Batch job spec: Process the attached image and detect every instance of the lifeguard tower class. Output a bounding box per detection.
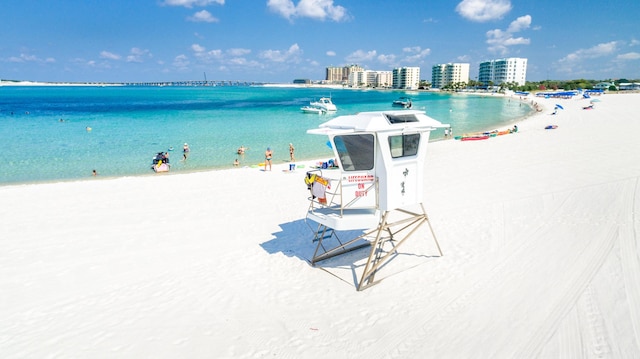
[305,109,449,290]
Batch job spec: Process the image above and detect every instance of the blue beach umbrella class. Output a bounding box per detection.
[555,104,564,110]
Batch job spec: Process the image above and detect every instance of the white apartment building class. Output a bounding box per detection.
[326,65,364,84]
[478,58,528,87]
[392,67,420,90]
[348,70,393,88]
[431,63,470,88]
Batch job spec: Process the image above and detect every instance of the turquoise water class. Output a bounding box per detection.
[0,86,531,185]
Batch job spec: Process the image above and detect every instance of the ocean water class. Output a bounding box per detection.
[0,86,531,185]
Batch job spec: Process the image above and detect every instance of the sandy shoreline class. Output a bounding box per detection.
[2,92,640,357]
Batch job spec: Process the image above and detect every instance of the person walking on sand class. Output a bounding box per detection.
[265,147,273,171]
[182,143,190,161]
[289,143,295,162]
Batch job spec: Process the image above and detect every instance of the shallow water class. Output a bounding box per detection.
[0,86,531,184]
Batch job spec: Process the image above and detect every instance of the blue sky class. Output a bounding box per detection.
[2,0,639,83]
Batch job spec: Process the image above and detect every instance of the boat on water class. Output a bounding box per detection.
[309,97,337,112]
[301,105,326,114]
[392,97,412,108]
[151,152,170,173]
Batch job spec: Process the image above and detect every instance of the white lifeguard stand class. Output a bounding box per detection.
[305,109,449,290]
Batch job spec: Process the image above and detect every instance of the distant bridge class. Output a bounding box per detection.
[124,80,264,87]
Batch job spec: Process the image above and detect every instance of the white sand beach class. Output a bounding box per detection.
[2,93,639,358]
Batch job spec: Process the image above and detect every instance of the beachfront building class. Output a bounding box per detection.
[594,82,616,90]
[478,58,528,87]
[326,65,364,84]
[431,63,470,89]
[392,67,420,90]
[347,70,393,88]
[619,82,640,91]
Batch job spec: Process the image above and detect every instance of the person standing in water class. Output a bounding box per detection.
[289,143,295,162]
[265,147,273,171]
[182,143,190,161]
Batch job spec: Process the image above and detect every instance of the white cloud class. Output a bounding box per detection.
[100,51,121,60]
[267,0,296,19]
[345,50,377,64]
[456,0,511,22]
[207,49,223,58]
[402,46,421,53]
[126,48,152,63]
[376,54,396,65]
[228,48,251,57]
[163,0,224,8]
[507,14,531,32]
[191,44,206,53]
[402,46,431,63]
[555,41,620,75]
[267,0,348,22]
[7,53,47,63]
[172,54,190,70]
[260,43,302,63]
[486,15,531,54]
[190,45,252,65]
[563,41,619,62]
[326,50,336,56]
[616,52,640,60]
[188,10,219,22]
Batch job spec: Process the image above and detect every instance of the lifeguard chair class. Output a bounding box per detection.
[305,110,448,290]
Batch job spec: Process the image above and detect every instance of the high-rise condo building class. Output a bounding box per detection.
[478,58,528,87]
[431,63,470,88]
[392,67,420,90]
[348,70,393,88]
[326,65,364,84]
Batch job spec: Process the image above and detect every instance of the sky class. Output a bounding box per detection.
[1,0,639,84]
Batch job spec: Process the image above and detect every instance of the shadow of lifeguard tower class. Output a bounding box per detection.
[305,110,449,290]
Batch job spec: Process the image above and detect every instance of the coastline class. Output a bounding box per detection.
[0,86,532,186]
[2,93,640,357]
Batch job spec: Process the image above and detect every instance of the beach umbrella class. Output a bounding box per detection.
[555,104,564,110]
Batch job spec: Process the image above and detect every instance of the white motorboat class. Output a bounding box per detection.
[392,97,412,108]
[301,106,326,114]
[309,97,337,112]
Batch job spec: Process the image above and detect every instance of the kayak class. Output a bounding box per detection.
[460,135,490,141]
